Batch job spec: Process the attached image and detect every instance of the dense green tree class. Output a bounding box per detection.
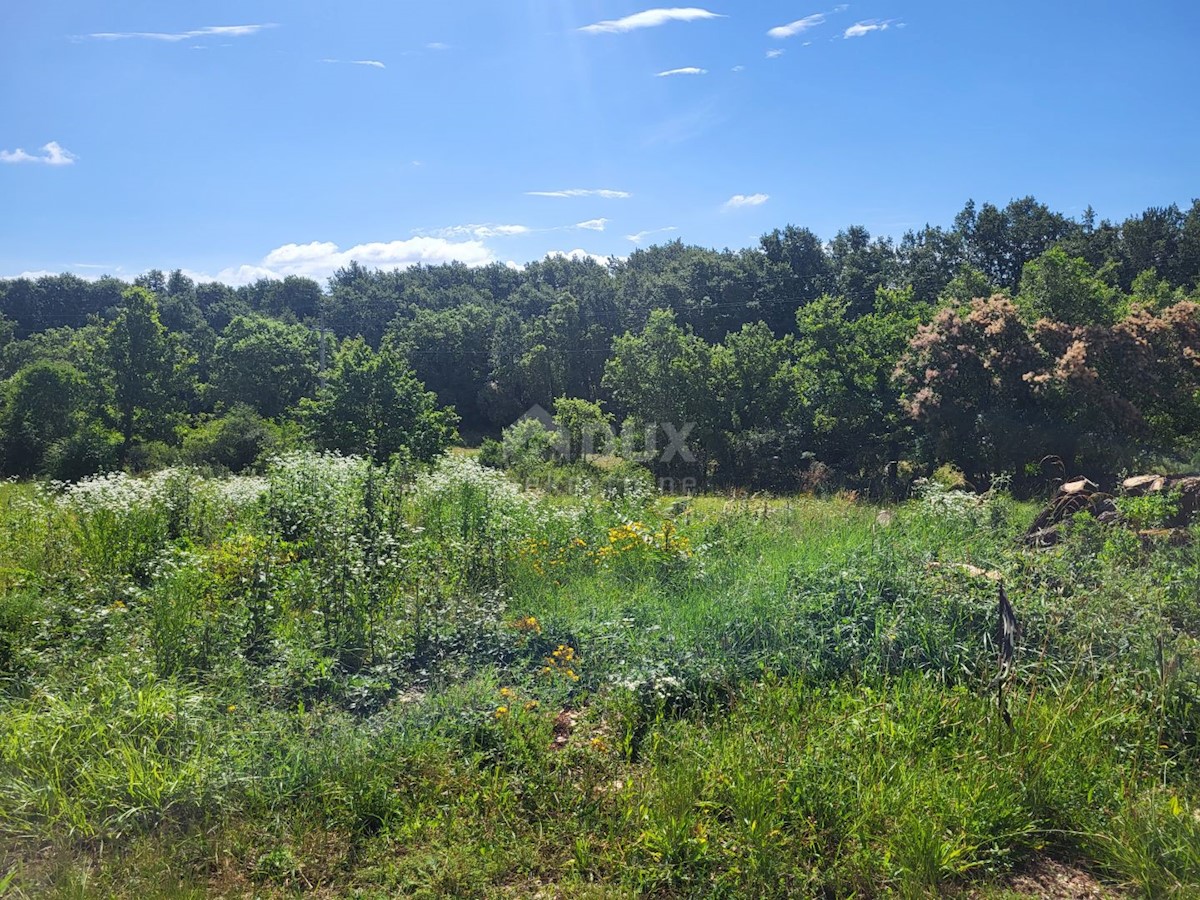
[304,337,458,462]
[1016,247,1123,325]
[1119,205,1184,288]
[958,197,1075,289]
[794,290,925,479]
[208,315,319,418]
[899,225,966,303]
[827,226,899,317]
[603,309,718,473]
[0,360,93,475]
[390,305,496,431]
[102,287,182,456]
[552,397,612,461]
[710,322,805,485]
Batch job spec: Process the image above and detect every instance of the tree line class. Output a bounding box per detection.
[2,196,1199,491]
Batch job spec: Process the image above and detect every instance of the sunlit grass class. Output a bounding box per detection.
[0,456,1197,897]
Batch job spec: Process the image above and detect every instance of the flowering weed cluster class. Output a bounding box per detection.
[542,644,582,682]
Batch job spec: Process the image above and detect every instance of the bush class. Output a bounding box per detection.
[500,418,559,476]
[477,437,505,469]
[183,404,283,473]
[43,421,123,481]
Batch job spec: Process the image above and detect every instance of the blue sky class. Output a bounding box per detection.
[2,1,1198,284]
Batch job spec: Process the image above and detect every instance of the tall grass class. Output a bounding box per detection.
[0,455,1197,896]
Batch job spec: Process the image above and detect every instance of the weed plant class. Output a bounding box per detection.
[0,456,1198,896]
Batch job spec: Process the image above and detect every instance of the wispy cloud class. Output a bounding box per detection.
[526,188,631,199]
[844,20,895,38]
[768,13,825,39]
[580,8,725,35]
[643,97,723,145]
[626,226,678,243]
[732,64,746,72]
[429,224,531,239]
[724,193,770,209]
[426,42,450,51]
[0,141,77,166]
[321,58,386,69]
[213,237,496,285]
[766,48,785,59]
[84,23,275,42]
[426,220,608,238]
[656,66,708,77]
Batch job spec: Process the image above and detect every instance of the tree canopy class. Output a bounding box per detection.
[2,195,1198,488]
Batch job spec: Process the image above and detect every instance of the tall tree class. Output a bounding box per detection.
[208,315,319,418]
[304,337,458,462]
[103,287,180,455]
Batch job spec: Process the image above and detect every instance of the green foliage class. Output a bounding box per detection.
[0,360,94,476]
[499,417,559,475]
[1116,489,1182,529]
[0,457,1199,896]
[603,309,719,475]
[552,396,611,460]
[181,404,286,472]
[4,196,1200,488]
[303,337,459,463]
[102,287,183,455]
[1017,246,1123,325]
[207,315,319,418]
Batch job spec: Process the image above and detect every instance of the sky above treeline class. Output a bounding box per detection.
[2,1,1198,285]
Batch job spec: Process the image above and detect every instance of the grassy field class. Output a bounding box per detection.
[0,456,1198,898]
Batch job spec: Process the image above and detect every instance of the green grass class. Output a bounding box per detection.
[0,462,1197,897]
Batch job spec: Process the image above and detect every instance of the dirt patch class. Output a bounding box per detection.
[1005,857,1124,899]
[550,708,579,751]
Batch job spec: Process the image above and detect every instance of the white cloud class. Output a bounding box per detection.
[580,8,724,34]
[85,23,275,42]
[575,218,608,231]
[768,13,825,39]
[732,64,746,72]
[626,226,678,243]
[656,66,708,77]
[724,193,770,209]
[1,270,59,281]
[845,20,891,37]
[213,237,496,284]
[321,58,386,69]
[426,42,450,50]
[0,141,77,166]
[0,267,121,281]
[526,188,631,199]
[546,249,613,266]
[431,223,531,239]
[766,48,785,59]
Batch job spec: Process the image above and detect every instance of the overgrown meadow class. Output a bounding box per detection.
[1,456,1198,898]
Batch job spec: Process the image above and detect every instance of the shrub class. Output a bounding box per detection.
[183,404,283,473]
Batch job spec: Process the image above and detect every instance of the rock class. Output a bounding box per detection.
[1061,478,1099,495]
[1122,475,1164,496]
